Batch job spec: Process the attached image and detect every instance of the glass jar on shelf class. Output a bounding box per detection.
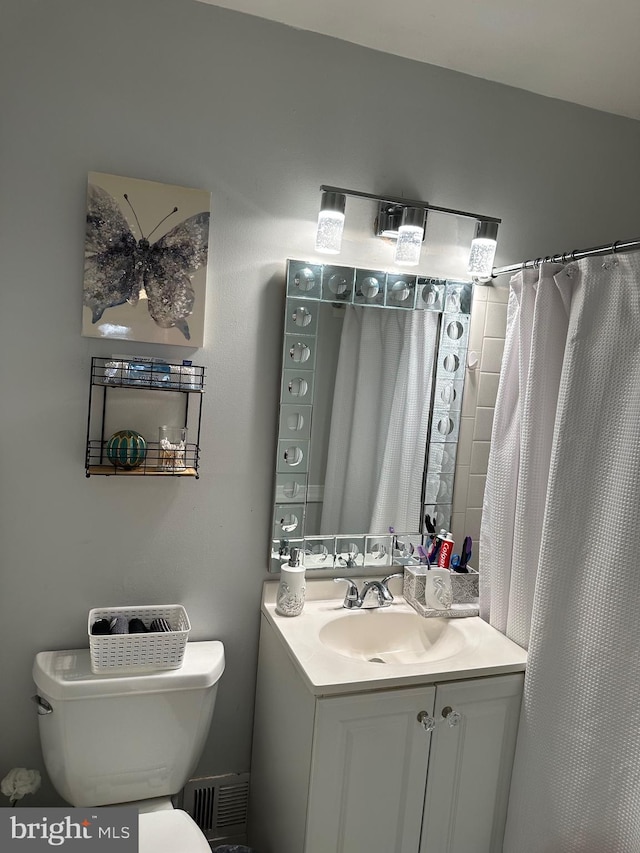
[158,426,187,471]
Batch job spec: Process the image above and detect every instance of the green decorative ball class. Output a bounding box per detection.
[106,429,147,469]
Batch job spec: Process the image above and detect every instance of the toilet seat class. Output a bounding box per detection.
[139,809,211,853]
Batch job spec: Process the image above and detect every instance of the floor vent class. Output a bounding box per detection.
[180,773,250,842]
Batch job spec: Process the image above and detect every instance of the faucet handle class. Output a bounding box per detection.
[380,572,404,600]
[334,577,360,608]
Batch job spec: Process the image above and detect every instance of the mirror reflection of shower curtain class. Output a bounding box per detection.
[320,305,439,535]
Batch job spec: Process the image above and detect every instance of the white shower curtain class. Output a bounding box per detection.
[481,254,640,851]
[320,305,438,535]
[479,263,572,647]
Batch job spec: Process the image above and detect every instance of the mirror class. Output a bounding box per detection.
[270,260,472,571]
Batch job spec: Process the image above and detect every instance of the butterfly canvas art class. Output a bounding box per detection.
[82,172,211,346]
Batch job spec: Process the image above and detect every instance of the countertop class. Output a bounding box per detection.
[261,578,527,696]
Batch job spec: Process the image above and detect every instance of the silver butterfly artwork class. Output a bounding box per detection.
[83,180,210,341]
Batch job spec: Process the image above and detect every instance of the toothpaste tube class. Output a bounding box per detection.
[437,532,455,570]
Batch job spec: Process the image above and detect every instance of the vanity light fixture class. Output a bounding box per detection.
[375,203,404,238]
[316,185,501,280]
[394,207,426,266]
[467,220,499,281]
[315,190,346,254]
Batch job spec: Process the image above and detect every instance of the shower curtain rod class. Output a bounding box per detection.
[491,237,640,278]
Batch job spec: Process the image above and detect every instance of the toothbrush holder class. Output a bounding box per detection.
[450,567,479,603]
[403,565,428,606]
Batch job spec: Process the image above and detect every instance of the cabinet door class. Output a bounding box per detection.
[420,673,524,853]
[306,686,436,853]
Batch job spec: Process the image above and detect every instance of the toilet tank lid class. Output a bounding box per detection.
[33,640,225,701]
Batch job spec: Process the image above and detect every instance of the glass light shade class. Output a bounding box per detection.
[315,210,345,254]
[467,221,499,279]
[315,191,346,254]
[467,239,497,278]
[394,207,425,266]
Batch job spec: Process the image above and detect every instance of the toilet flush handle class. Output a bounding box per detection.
[32,695,53,715]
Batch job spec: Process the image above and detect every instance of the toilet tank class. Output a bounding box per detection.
[33,640,224,807]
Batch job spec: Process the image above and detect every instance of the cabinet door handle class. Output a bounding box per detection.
[441,706,461,727]
[417,711,435,732]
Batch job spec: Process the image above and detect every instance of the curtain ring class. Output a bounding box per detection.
[604,240,621,269]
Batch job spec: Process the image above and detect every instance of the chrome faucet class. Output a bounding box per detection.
[334,573,404,609]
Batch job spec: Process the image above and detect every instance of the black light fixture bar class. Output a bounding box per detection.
[320,184,501,226]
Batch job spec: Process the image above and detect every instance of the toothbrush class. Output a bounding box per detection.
[458,536,472,573]
[389,526,398,552]
[426,537,441,564]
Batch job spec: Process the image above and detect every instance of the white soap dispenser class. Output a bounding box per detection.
[276,548,306,617]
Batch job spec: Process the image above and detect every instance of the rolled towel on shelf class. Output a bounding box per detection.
[90,618,111,635]
[128,618,149,633]
[149,618,172,632]
[109,616,128,635]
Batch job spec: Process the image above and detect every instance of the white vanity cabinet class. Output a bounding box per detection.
[249,612,524,853]
[419,674,522,852]
[307,685,436,852]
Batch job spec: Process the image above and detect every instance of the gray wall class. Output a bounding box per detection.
[1,0,639,805]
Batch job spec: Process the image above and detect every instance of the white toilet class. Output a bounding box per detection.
[33,640,225,853]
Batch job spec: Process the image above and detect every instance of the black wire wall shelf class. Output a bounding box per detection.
[85,356,205,478]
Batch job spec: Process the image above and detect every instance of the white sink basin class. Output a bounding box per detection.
[262,579,527,695]
[318,609,469,665]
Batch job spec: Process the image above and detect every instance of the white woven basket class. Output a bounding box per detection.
[88,604,191,674]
